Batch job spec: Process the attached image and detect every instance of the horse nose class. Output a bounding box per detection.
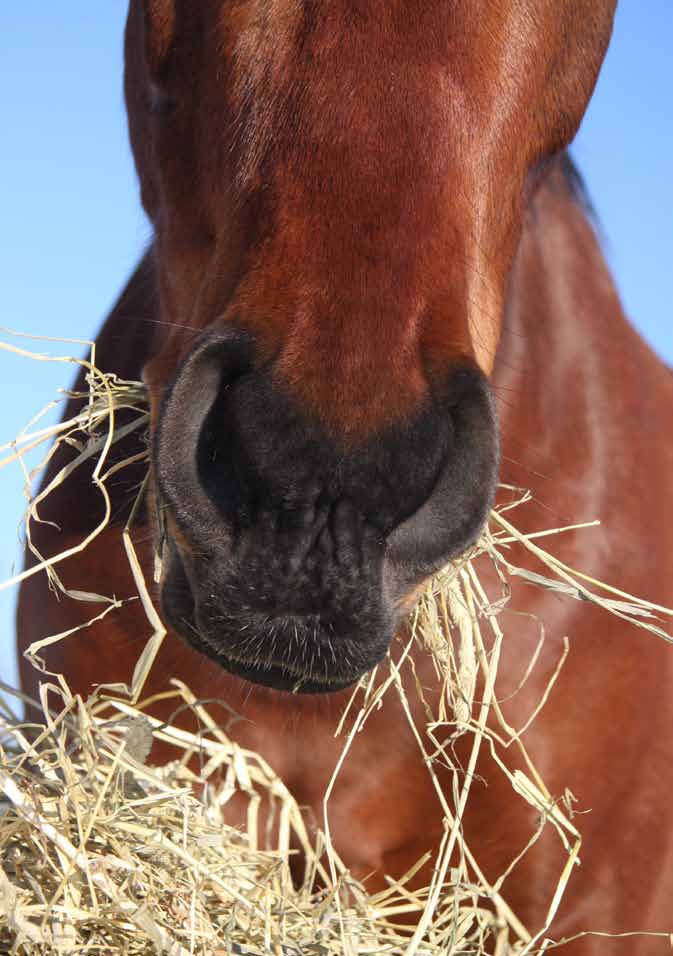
[156,328,464,540]
[155,326,497,568]
[153,328,497,689]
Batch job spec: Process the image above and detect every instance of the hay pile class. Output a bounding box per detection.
[1,328,672,955]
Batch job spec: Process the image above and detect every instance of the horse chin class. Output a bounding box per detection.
[158,545,390,693]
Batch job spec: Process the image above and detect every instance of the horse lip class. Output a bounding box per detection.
[198,651,358,694]
[158,541,382,693]
[173,613,365,694]
[192,613,383,694]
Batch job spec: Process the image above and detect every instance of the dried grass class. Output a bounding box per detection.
[1,328,672,955]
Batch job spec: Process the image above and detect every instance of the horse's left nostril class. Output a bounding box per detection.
[386,367,499,582]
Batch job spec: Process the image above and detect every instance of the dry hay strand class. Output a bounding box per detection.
[1,327,673,955]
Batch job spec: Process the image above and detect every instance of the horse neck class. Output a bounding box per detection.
[493,169,628,525]
[493,163,673,591]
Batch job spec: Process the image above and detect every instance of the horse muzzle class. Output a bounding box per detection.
[152,328,498,693]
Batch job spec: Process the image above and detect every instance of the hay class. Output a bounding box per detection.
[1,328,672,955]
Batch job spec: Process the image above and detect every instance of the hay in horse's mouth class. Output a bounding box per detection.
[2,330,673,955]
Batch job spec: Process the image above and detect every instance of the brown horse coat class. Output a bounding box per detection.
[17,2,673,951]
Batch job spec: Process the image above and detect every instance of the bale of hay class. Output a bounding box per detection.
[1,330,671,955]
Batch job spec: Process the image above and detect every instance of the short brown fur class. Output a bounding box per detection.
[18,3,673,951]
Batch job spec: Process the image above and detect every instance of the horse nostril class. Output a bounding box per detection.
[154,326,256,540]
[386,366,498,581]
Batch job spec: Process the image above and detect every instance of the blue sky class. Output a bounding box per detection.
[0,2,671,689]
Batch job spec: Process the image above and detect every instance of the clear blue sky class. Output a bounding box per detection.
[0,3,671,689]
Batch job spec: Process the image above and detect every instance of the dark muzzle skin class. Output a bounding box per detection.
[154,329,498,693]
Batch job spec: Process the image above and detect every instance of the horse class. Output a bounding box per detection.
[16,1,673,951]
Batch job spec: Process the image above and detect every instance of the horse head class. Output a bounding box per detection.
[124,0,616,692]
